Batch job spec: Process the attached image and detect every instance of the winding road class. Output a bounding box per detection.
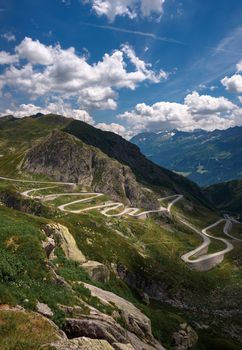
[0,175,241,271]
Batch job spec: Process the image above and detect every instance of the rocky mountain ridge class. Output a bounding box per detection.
[131,127,242,186]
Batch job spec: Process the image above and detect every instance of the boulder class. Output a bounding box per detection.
[36,301,53,318]
[82,261,110,283]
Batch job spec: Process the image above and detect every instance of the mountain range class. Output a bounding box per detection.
[131,127,242,186]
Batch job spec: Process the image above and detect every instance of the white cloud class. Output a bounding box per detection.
[0,51,18,64]
[96,122,128,137]
[86,0,165,22]
[77,87,117,110]
[221,59,242,94]
[140,0,165,17]
[1,101,94,124]
[0,37,165,110]
[184,91,235,114]
[236,60,242,72]
[119,91,242,137]
[1,32,16,42]
[221,74,242,94]
[15,37,55,65]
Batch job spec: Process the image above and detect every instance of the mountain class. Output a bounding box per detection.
[204,179,242,218]
[0,114,213,209]
[22,129,158,210]
[1,114,242,350]
[131,127,242,186]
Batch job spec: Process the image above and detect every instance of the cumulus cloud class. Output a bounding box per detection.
[221,59,242,94]
[0,51,18,65]
[1,101,94,124]
[221,74,242,94]
[85,0,165,22]
[15,37,55,65]
[95,122,128,137]
[119,91,242,137]
[236,60,242,73]
[0,37,165,110]
[1,32,16,42]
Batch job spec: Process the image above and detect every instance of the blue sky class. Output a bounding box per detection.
[0,0,242,137]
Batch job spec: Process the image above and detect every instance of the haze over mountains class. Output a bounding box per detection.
[131,126,242,186]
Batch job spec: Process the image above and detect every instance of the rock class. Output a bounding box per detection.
[50,337,115,350]
[72,337,114,349]
[82,261,110,283]
[172,323,198,350]
[42,237,56,258]
[82,283,163,349]
[140,292,150,306]
[113,344,135,350]
[36,301,53,318]
[64,317,127,345]
[43,223,86,263]
[63,306,165,350]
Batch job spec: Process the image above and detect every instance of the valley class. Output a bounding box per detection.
[1,175,239,273]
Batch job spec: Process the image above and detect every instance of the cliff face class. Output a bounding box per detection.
[22,130,158,210]
[64,120,214,209]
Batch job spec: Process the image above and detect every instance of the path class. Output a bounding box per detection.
[0,175,240,271]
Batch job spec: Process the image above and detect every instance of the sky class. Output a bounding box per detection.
[1,0,242,138]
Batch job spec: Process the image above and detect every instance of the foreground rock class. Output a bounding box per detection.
[51,337,114,350]
[71,283,165,350]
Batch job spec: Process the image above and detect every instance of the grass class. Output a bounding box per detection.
[0,309,60,350]
[0,206,77,326]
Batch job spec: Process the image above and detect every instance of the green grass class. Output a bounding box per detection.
[0,309,60,350]
[0,206,78,326]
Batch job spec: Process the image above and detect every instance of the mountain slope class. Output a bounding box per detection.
[204,179,242,217]
[0,114,214,209]
[22,129,158,209]
[131,127,242,186]
[64,120,212,209]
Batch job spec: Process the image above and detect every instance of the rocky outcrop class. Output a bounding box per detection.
[22,130,158,210]
[43,223,86,263]
[113,344,135,350]
[81,283,163,350]
[172,323,198,350]
[51,338,135,350]
[64,313,164,350]
[42,236,56,259]
[51,337,115,350]
[81,261,110,283]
